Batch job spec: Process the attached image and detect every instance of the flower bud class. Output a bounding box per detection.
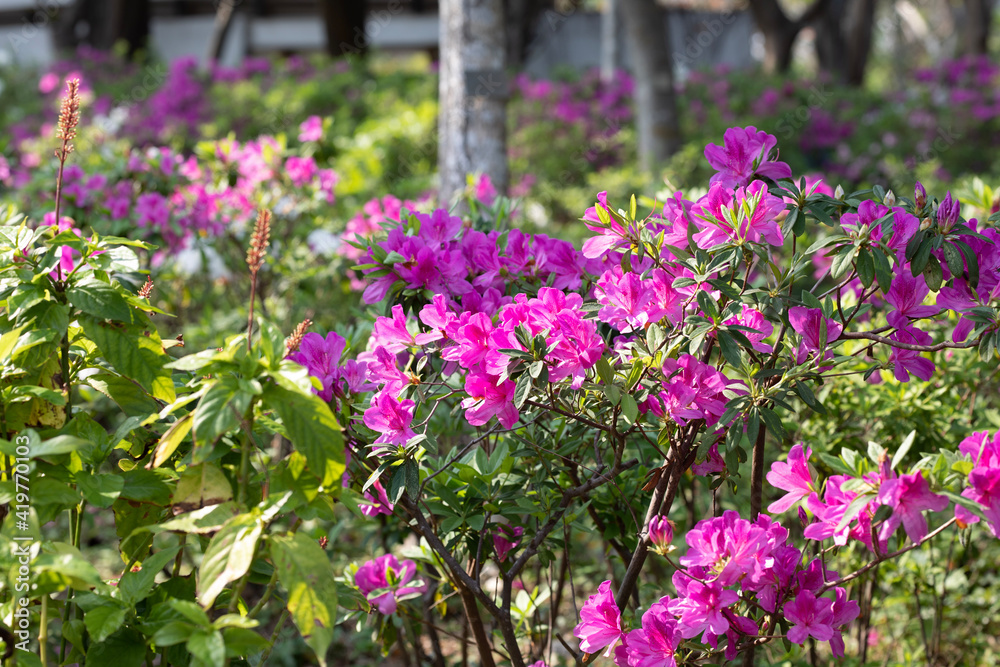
[919,217,932,231]
[648,515,674,554]
[914,181,927,209]
[937,192,960,233]
[834,184,845,200]
[882,190,896,207]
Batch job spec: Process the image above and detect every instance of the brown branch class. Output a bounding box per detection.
[840,331,979,352]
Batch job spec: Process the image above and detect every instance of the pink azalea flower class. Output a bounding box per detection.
[493,524,523,562]
[298,115,323,142]
[285,156,318,187]
[722,305,773,353]
[828,587,861,657]
[876,470,949,544]
[622,599,681,667]
[354,554,425,615]
[788,306,843,364]
[574,580,624,657]
[287,331,346,402]
[703,126,792,188]
[363,393,417,449]
[885,269,939,329]
[888,326,936,382]
[692,181,786,248]
[667,579,739,642]
[371,305,416,353]
[359,479,394,517]
[680,511,768,586]
[461,372,519,429]
[766,443,816,513]
[582,191,631,259]
[784,590,835,644]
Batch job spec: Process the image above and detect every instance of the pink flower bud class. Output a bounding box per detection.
[649,515,674,553]
[914,181,927,209]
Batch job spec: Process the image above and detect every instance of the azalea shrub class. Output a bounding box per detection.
[2,66,1000,667]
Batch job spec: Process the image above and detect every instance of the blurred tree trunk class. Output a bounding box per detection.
[620,0,680,170]
[746,0,829,72]
[813,0,877,85]
[207,0,238,62]
[601,0,620,83]
[319,0,369,57]
[55,0,149,58]
[962,0,993,53]
[748,0,801,71]
[439,0,509,205]
[503,0,551,69]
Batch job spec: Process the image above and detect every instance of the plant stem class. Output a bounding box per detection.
[39,595,48,666]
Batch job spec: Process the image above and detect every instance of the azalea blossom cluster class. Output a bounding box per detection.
[12,125,338,264]
[576,429,1000,664]
[575,510,860,664]
[284,123,1000,664]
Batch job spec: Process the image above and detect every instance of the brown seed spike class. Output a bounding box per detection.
[56,79,81,158]
[138,276,154,299]
[246,209,272,275]
[285,318,313,354]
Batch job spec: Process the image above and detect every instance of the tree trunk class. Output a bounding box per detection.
[601,0,620,84]
[503,0,551,69]
[439,0,509,206]
[620,0,680,171]
[207,0,238,62]
[319,0,369,58]
[55,0,148,58]
[110,0,149,57]
[813,0,877,86]
[962,0,993,54]
[748,0,802,72]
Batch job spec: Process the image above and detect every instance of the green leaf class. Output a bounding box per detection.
[872,248,892,293]
[263,385,345,480]
[716,331,742,368]
[151,620,195,647]
[794,382,826,414]
[891,430,916,471]
[68,281,134,323]
[271,532,338,666]
[86,373,160,418]
[151,413,193,468]
[855,249,874,288]
[197,512,263,608]
[76,473,124,509]
[84,604,127,643]
[758,407,787,441]
[81,317,175,403]
[172,463,234,513]
[192,379,251,457]
[187,629,226,667]
[923,256,943,291]
[942,243,965,279]
[514,373,532,410]
[595,357,615,385]
[118,546,181,607]
[86,628,146,667]
[620,394,638,426]
[910,237,933,276]
[257,319,287,367]
[32,435,90,459]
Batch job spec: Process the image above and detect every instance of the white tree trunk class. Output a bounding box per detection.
[601,0,620,83]
[439,0,509,206]
[620,0,681,170]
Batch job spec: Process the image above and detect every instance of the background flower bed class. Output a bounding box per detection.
[0,48,998,666]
